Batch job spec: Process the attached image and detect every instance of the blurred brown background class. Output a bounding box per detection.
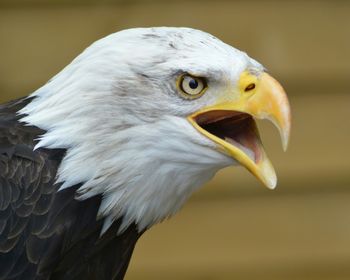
[1,0,350,279]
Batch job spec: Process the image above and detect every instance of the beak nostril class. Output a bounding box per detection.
[245,83,256,92]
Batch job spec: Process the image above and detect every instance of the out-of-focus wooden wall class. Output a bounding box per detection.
[0,1,349,279]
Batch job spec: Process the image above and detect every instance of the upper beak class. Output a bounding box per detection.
[187,71,291,189]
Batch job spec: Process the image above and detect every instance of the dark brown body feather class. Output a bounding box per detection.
[0,98,142,280]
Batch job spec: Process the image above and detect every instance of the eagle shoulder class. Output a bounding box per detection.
[0,97,142,280]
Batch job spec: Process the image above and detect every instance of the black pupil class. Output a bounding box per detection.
[189,79,199,89]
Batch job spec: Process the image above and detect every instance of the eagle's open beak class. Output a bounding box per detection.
[187,71,291,189]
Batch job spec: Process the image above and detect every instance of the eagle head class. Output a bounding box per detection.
[20,27,291,233]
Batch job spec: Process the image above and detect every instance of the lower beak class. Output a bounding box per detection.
[187,72,291,189]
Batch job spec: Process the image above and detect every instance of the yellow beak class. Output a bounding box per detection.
[187,71,291,189]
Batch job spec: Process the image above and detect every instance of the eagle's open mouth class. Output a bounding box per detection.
[193,110,263,164]
[187,108,278,189]
[186,73,290,189]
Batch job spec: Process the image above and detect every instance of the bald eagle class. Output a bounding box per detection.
[0,27,290,279]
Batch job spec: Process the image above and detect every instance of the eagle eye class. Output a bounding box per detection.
[178,74,207,99]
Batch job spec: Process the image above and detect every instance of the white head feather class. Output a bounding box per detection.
[20,27,263,233]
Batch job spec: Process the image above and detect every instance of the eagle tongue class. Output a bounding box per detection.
[225,117,262,163]
[225,137,255,162]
